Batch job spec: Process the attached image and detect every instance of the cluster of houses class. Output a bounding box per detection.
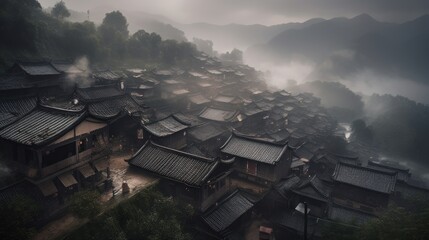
[0,54,428,239]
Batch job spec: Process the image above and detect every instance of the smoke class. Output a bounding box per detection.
[67,56,93,88]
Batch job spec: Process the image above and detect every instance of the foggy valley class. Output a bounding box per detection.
[1,0,429,239]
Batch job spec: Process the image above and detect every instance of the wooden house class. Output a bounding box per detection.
[199,190,256,238]
[142,115,189,149]
[128,141,232,211]
[220,134,292,185]
[331,162,397,212]
[0,104,110,200]
[187,123,228,157]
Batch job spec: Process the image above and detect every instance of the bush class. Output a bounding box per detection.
[69,190,101,219]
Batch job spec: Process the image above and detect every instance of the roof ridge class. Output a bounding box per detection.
[230,132,288,147]
[338,161,399,176]
[148,141,215,163]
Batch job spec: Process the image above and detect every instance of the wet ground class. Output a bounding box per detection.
[100,152,156,202]
[33,151,158,240]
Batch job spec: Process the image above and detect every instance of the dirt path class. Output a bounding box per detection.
[33,153,158,240]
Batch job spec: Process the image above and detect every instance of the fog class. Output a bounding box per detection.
[37,0,429,176]
[38,0,429,25]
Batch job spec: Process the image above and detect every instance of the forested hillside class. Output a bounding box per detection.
[0,0,196,72]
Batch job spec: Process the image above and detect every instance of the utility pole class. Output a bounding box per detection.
[304,202,308,240]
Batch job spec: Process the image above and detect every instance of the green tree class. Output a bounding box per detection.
[98,11,129,58]
[69,190,101,219]
[128,30,152,58]
[358,206,429,240]
[352,119,373,143]
[60,21,100,60]
[51,1,70,20]
[0,195,41,240]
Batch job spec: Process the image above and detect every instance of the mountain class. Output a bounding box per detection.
[176,18,324,52]
[246,14,429,86]
[65,8,187,42]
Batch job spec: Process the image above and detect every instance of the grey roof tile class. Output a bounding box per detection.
[0,97,37,128]
[333,162,397,193]
[0,108,85,146]
[199,107,238,122]
[188,123,227,142]
[17,62,61,76]
[221,134,287,164]
[128,141,218,186]
[89,95,141,119]
[143,116,188,137]
[202,190,254,232]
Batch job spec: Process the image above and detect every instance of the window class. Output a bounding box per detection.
[246,161,257,175]
[78,138,88,153]
[42,142,76,167]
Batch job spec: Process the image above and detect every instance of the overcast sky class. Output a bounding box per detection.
[38,0,429,25]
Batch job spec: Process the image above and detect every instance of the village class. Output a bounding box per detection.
[0,52,428,240]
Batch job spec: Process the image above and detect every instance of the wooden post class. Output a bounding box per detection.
[304,202,308,240]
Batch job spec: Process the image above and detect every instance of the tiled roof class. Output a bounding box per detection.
[76,86,123,101]
[367,161,410,182]
[294,146,315,160]
[40,97,85,112]
[202,190,254,232]
[275,175,301,195]
[0,97,37,128]
[221,134,287,164]
[199,107,238,122]
[0,108,85,146]
[294,176,332,201]
[173,113,205,127]
[332,162,397,193]
[51,61,83,74]
[328,205,375,225]
[128,141,218,186]
[242,103,264,117]
[17,62,61,76]
[189,94,210,105]
[143,116,188,137]
[188,123,226,142]
[213,95,238,103]
[310,176,332,198]
[92,70,121,81]
[89,95,141,119]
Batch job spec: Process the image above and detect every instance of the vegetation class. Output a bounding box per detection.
[363,94,429,167]
[0,0,197,72]
[219,48,243,63]
[65,187,194,240]
[289,81,364,121]
[0,195,41,240]
[51,1,70,20]
[69,190,101,219]
[322,205,429,240]
[351,119,373,143]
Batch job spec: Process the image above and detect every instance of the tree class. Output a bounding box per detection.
[69,190,101,219]
[192,38,214,56]
[0,195,41,240]
[51,1,70,20]
[352,119,373,143]
[100,11,128,38]
[98,11,129,58]
[61,21,100,60]
[220,48,243,63]
[128,30,152,58]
